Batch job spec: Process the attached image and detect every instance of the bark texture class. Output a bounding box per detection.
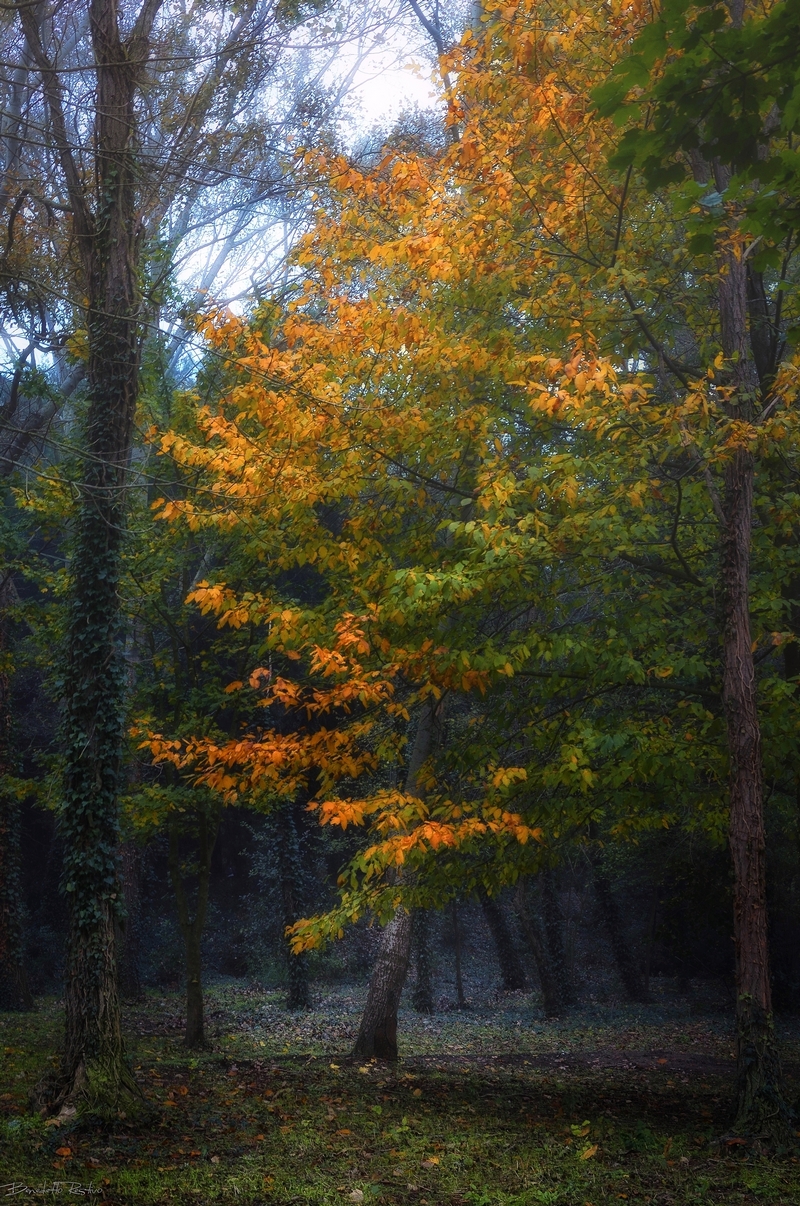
[352,701,435,1058]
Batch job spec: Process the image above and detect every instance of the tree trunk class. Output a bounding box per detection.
[541,867,575,1006]
[723,447,787,1135]
[20,0,165,1116]
[452,901,466,1008]
[276,799,310,1010]
[117,841,143,1002]
[0,574,32,1012]
[515,882,562,1018]
[184,924,204,1050]
[168,806,220,1050]
[352,700,436,1058]
[411,908,434,1013]
[591,857,649,1004]
[712,167,790,1137]
[480,891,526,991]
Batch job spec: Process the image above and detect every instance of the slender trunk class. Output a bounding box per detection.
[713,175,790,1136]
[168,806,220,1049]
[515,882,562,1018]
[117,841,143,1002]
[352,700,436,1058]
[480,891,526,991]
[411,908,434,1013]
[723,447,786,1134]
[0,575,32,1011]
[643,884,659,999]
[542,868,575,1005]
[184,926,204,1049]
[276,799,309,1010]
[590,850,649,1003]
[452,901,466,1009]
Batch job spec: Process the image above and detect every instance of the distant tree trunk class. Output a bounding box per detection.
[452,901,466,1008]
[515,882,562,1018]
[0,574,32,1012]
[276,799,309,1010]
[591,854,649,1004]
[352,700,435,1059]
[480,891,526,991]
[541,868,575,1005]
[411,909,434,1013]
[117,841,143,1002]
[168,805,220,1049]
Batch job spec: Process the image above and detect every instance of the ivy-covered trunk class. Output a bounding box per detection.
[20,0,164,1115]
[352,700,435,1059]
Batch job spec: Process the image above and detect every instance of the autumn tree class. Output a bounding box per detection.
[147,0,800,1122]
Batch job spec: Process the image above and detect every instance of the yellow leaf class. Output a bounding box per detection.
[580,1144,598,1160]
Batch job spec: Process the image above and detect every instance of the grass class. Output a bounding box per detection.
[1,981,800,1204]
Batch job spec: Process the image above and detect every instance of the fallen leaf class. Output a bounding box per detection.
[337,1128,352,1136]
[348,1192,364,1203]
[421,1157,439,1168]
[55,1147,72,1157]
[413,1088,422,1097]
[210,1155,220,1163]
[580,1145,598,1160]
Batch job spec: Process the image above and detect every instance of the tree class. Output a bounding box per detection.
[593,0,800,1139]
[147,0,800,1103]
[12,0,379,1117]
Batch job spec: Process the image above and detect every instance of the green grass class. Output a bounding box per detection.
[1,985,799,1204]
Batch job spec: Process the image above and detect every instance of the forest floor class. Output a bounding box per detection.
[1,979,800,1205]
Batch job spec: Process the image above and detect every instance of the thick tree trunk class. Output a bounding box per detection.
[352,700,435,1058]
[480,891,526,991]
[515,882,563,1017]
[21,0,164,1116]
[276,799,310,1010]
[411,908,434,1013]
[0,575,32,1012]
[168,807,220,1050]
